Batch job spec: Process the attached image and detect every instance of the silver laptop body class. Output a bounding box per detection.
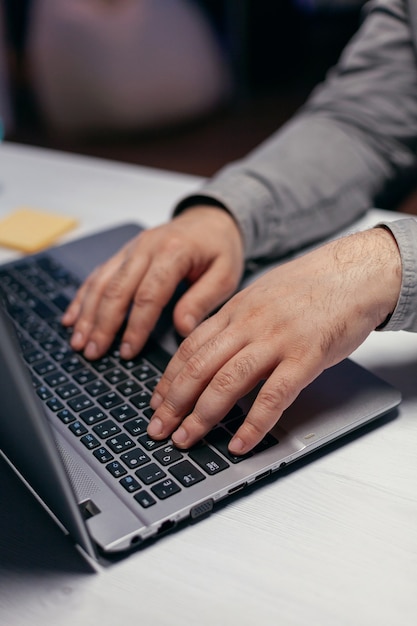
[0,223,401,560]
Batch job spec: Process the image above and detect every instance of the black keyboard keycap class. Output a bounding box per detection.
[131,390,152,410]
[169,460,205,487]
[135,463,166,485]
[85,380,110,397]
[120,448,150,469]
[57,409,76,424]
[97,391,123,410]
[188,444,229,475]
[106,460,127,478]
[69,421,88,437]
[134,491,156,507]
[151,478,181,500]
[120,475,141,493]
[107,433,135,453]
[81,433,100,450]
[68,394,94,412]
[93,447,114,463]
[123,416,148,436]
[93,419,121,439]
[153,444,183,466]
[111,404,138,423]
[79,406,106,425]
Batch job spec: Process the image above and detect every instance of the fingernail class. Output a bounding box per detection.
[147,417,163,438]
[71,330,83,348]
[229,436,245,455]
[61,311,71,324]
[84,341,98,360]
[183,314,197,333]
[120,342,133,359]
[172,426,188,446]
[150,391,163,409]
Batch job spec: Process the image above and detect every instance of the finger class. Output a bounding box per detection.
[147,317,239,438]
[150,311,230,408]
[170,344,276,449]
[173,256,242,337]
[229,357,321,454]
[67,240,148,358]
[118,245,195,359]
[61,278,91,327]
[80,250,153,359]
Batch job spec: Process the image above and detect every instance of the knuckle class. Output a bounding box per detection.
[257,384,288,412]
[177,335,201,363]
[241,416,266,439]
[210,355,255,393]
[183,352,208,381]
[102,276,126,302]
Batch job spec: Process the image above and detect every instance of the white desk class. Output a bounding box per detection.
[0,142,416,626]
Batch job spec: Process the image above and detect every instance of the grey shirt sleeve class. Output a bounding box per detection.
[174,0,417,332]
[376,217,417,331]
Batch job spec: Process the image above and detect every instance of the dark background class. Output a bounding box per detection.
[2,0,367,178]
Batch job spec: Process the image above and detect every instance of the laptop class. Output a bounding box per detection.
[0,222,401,561]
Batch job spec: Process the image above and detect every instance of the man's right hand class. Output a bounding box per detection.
[62,206,245,360]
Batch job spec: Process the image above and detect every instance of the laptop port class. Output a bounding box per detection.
[157,520,176,535]
[79,499,101,520]
[228,482,247,495]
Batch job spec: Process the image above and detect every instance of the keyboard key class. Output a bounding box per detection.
[68,394,94,412]
[106,460,127,478]
[69,421,88,437]
[137,434,168,451]
[23,349,44,364]
[123,416,148,436]
[33,360,56,376]
[132,363,157,382]
[130,390,152,410]
[61,355,84,372]
[91,356,115,372]
[120,475,141,493]
[135,463,166,485]
[44,371,68,387]
[85,379,110,397]
[120,448,150,469]
[134,491,156,508]
[153,444,183,466]
[81,433,100,450]
[93,419,121,439]
[169,460,205,487]
[73,369,97,385]
[104,368,128,385]
[45,397,64,412]
[205,427,252,464]
[36,385,52,401]
[111,404,138,423]
[116,379,141,397]
[107,433,135,453]
[151,478,181,500]
[188,444,229,475]
[56,382,81,399]
[93,447,114,463]
[79,406,106,425]
[57,409,76,424]
[97,391,123,410]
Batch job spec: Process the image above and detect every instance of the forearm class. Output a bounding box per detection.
[175,0,417,261]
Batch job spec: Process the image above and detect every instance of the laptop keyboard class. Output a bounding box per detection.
[0,256,278,509]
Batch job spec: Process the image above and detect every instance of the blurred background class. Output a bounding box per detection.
[1,0,366,178]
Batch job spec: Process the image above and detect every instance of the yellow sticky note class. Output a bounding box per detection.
[0,208,78,253]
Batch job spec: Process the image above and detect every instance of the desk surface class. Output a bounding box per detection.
[0,142,416,626]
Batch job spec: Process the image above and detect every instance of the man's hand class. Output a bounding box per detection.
[147,227,401,454]
[62,206,245,359]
